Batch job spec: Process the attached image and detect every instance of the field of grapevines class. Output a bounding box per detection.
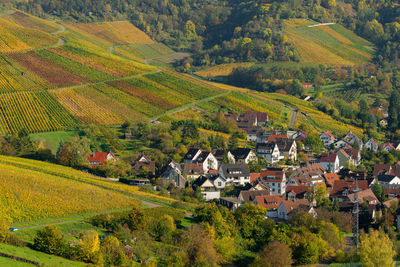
[4,10,60,33]
[0,156,139,223]
[0,91,76,134]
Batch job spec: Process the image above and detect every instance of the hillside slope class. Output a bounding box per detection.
[284,19,374,65]
[0,155,182,223]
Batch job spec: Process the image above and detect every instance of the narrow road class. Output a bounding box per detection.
[290,108,298,127]
[308,22,335,28]
[150,90,231,121]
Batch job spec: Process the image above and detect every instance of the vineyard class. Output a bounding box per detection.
[0,155,183,222]
[63,21,154,45]
[0,156,139,223]
[0,91,76,134]
[284,19,374,65]
[3,10,60,33]
[0,17,57,52]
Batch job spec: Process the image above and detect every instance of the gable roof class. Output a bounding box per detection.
[231,148,253,160]
[323,173,340,186]
[239,190,269,202]
[286,185,310,195]
[250,173,261,183]
[330,180,368,197]
[321,130,335,139]
[260,168,285,182]
[88,152,110,164]
[220,164,250,178]
[280,199,310,213]
[276,139,295,152]
[347,189,379,204]
[184,163,204,175]
[183,148,201,161]
[320,153,338,163]
[377,174,399,183]
[268,134,288,143]
[255,195,284,210]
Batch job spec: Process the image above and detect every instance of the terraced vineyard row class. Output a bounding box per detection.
[0,91,76,134]
[0,156,139,223]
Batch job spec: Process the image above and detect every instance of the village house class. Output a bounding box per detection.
[381,143,396,152]
[160,160,186,188]
[377,174,400,188]
[286,163,326,186]
[342,131,363,149]
[287,129,308,143]
[320,153,340,173]
[256,143,283,163]
[192,176,221,201]
[88,151,118,165]
[184,163,204,180]
[323,173,340,187]
[320,130,335,147]
[364,138,379,152]
[330,180,369,203]
[277,199,314,220]
[301,82,313,89]
[239,110,269,127]
[183,148,218,173]
[219,197,241,210]
[219,164,251,186]
[254,195,285,218]
[276,138,297,161]
[259,168,286,195]
[373,162,400,178]
[286,185,310,200]
[245,126,263,142]
[219,190,269,210]
[132,153,155,175]
[230,148,257,164]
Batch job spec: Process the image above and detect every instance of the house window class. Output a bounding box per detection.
[272,183,275,186]
[218,182,222,186]
[272,188,275,192]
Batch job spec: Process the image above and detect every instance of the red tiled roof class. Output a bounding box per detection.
[268,134,288,143]
[250,173,261,183]
[208,169,218,175]
[260,169,285,182]
[255,195,284,210]
[383,198,398,208]
[347,189,379,204]
[383,143,395,150]
[322,130,335,139]
[323,173,340,186]
[286,185,310,195]
[320,153,337,163]
[281,199,310,213]
[330,180,368,197]
[88,152,109,165]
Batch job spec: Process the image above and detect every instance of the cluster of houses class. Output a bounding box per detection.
[86,110,400,222]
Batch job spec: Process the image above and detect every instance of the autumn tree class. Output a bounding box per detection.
[74,230,101,263]
[251,241,293,267]
[101,236,127,267]
[33,226,66,256]
[126,206,145,230]
[359,230,396,267]
[56,135,91,167]
[180,225,218,266]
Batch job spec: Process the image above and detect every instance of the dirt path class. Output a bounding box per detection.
[290,108,298,127]
[308,22,335,28]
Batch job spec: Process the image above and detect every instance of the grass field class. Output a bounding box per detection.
[0,244,85,267]
[284,19,374,65]
[29,131,77,153]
